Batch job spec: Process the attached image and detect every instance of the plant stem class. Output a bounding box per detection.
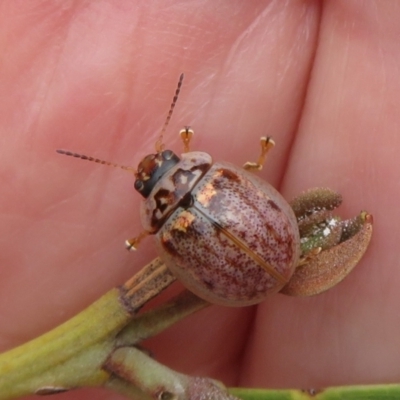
[231,384,400,400]
[0,257,179,399]
[118,290,209,344]
[0,289,126,399]
[121,257,176,310]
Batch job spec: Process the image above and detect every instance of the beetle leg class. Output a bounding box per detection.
[243,136,275,171]
[180,127,194,153]
[125,231,150,251]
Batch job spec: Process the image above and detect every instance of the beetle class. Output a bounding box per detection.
[57,74,373,307]
[133,135,300,306]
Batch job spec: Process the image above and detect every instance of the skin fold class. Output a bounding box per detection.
[0,1,397,399]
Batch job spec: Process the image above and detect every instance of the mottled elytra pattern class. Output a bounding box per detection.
[156,162,300,306]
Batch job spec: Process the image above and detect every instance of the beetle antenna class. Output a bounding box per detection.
[155,73,184,153]
[56,149,136,174]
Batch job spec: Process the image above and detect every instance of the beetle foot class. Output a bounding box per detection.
[125,231,150,251]
[281,188,373,296]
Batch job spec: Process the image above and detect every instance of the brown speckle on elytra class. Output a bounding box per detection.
[147,159,301,306]
[217,167,240,183]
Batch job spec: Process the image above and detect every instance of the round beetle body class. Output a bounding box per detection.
[136,150,300,306]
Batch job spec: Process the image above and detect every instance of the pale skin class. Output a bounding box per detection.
[0,1,398,399]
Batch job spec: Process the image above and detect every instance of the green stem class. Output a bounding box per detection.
[231,384,400,400]
[0,289,128,399]
[105,347,238,400]
[0,257,178,399]
[118,290,209,345]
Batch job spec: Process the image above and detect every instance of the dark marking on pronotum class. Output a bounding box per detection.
[154,188,172,213]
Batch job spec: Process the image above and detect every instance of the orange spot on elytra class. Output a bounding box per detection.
[196,183,216,207]
[172,211,195,233]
